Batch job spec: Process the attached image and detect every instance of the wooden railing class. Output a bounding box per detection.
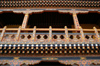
[0,26,100,44]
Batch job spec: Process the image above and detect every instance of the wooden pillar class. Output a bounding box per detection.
[49,26,52,42]
[72,11,80,29]
[33,26,36,41]
[80,26,85,43]
[16,26,21,41]
[22,13,29,28]
[65,26,69,43]
[94,27,100,42]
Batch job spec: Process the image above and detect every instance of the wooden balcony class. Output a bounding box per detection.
[0,26,100,44]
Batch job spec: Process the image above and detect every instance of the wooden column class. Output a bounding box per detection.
[33,26,36,41]
[16,26,21,41]
[94,27,100,42]
[65,26,69,43]
[22,13,29,28]
[72,11,80,29]
[0,26,6,41]
[49,26,52,42]
[80,26,85,43]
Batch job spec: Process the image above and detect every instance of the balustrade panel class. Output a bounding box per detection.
[0,32,99,44]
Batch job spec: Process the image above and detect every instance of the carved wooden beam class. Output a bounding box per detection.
[94,27,100,42]
[65,26,69,43]
[79,26,85,43]
[33,26,36,41]
[0,26,6,41]
[49,26,52,42]
[16,26,21,41]
[58,10,71,13]
[13,10,44,14]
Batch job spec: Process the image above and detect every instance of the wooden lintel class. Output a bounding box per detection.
[16,26,21,41]
[0,26,7,41]
[33,26,36,41]
[65,26,69,43]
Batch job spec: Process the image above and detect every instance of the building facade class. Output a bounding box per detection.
[0,0,100,66]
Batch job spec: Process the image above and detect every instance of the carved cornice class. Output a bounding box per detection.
[0,1,100,8]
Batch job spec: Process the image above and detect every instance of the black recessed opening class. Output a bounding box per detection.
[28,12,74,28]
[0,11,24,28]
[77,12,100,29]
[29,61,72,66]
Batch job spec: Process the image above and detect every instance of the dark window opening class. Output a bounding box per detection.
[77,12,100,29]
[29,61,72,66]
[0,11,24,28]
[28,12,74,28]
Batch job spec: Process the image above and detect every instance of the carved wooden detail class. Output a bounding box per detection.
[0,27,99,44]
